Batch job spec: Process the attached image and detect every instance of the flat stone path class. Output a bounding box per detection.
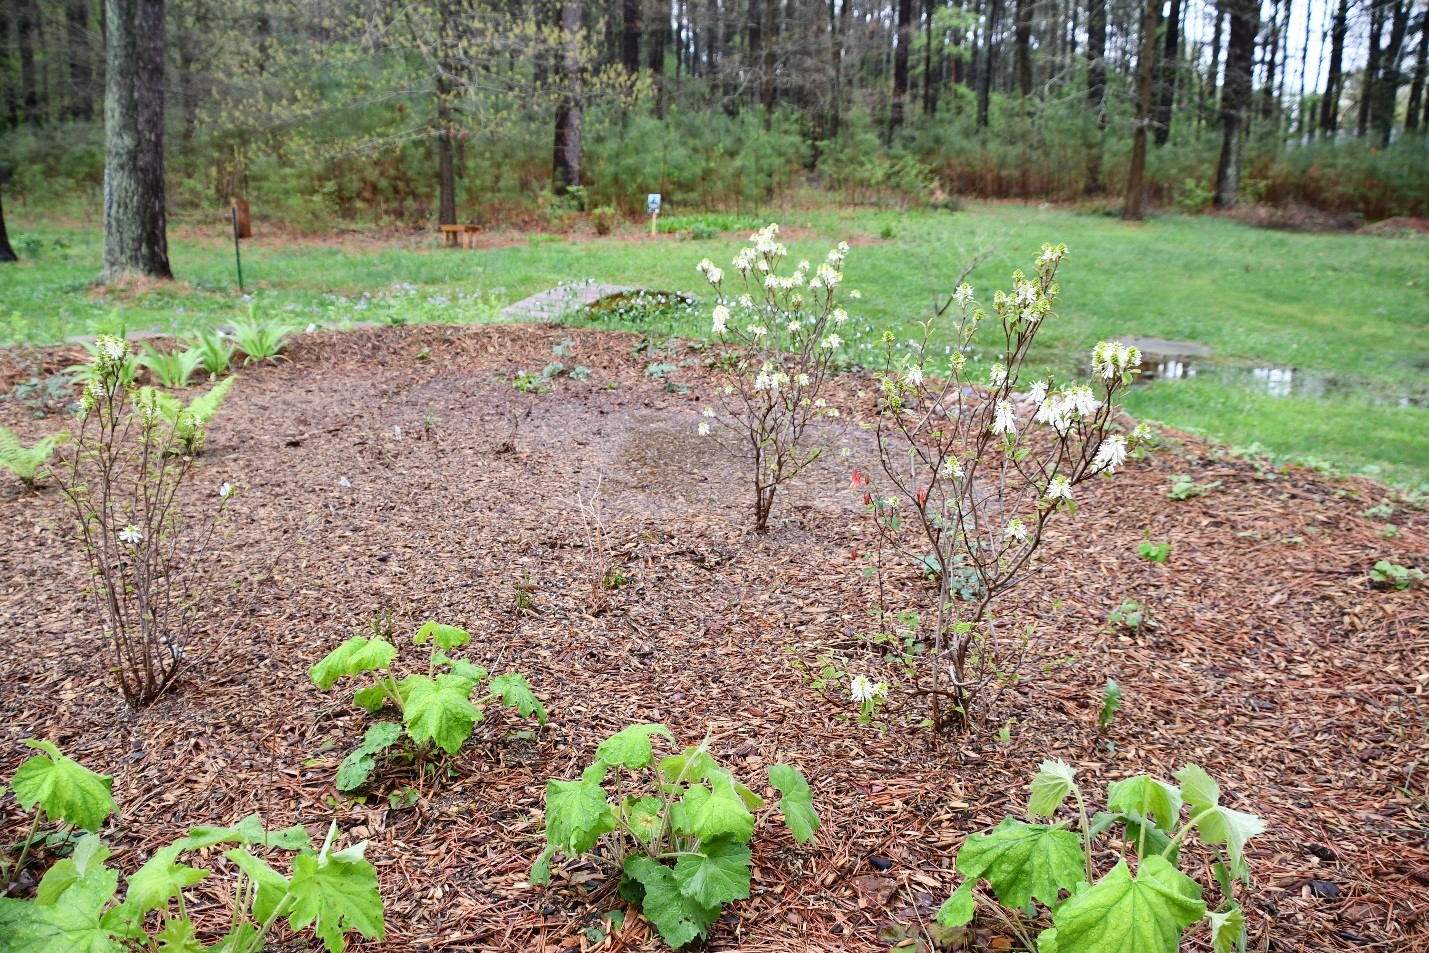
[500,283,641,321]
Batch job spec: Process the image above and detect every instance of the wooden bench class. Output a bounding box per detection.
[439,224,482,249]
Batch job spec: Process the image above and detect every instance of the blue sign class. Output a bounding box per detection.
[647,193,662,215]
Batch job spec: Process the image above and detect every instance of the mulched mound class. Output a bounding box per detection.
[1,324,1425,952]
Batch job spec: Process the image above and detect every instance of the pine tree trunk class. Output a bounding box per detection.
[648,0,669,115]
[892,0,913,132]
[1205,1,1225,128]
[1358,0,1385,136]
[18,0,39,123]
[1153,0,1183,145]
[101,0,172,283]
[1085,0,1108,191]
[1014,0,1033,96]
[0,184,17,263]
[436,86,456,226]
[1371,0,1411,145]
[67,0,95,121]
[1319,0,1349,133]
[623,0,642,71]
[1125,0,1160,220]
[978,0,1002,127]
[1408,10,1429,132]
[552,0,584,198]
[1215,0,1258,208]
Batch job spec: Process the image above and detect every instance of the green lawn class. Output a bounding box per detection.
[3,203,1426,486]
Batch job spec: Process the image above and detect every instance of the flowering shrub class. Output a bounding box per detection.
[936,760,1262,953]
[0,740,384,953]
[697,224,850,533]
[309,619,547,794]
[53,335,233,706]
[530,724,819,949]
[858,246,1151,733]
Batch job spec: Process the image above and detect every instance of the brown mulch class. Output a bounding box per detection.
[1,324,1425,952]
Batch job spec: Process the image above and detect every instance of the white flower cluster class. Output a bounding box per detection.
[1044,474,1074,502]
[118,524,144,546]
[1037,242,1068,264]
[754,363,790,391]
[954,283,974,306]
[1092,341,1143,379]
[1004,517,1029,542]
[1092,434,1128,473]
[991,399,1018,437]
[696,258,724,286]
[850,674,888,704]
[712,304,730,334]
[1032,383,1101,434]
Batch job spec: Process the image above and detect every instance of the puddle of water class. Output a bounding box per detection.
[1135,351,1424,408]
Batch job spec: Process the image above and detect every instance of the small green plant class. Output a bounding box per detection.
[1097,679,1122,731]
[191,330,238,377]
[136,343,205,388]
[1175,178,1216,214]
[1360,500,1394,520]
[1108,599,1156,630]
[935,760,1262,953]
[530,724,820,949]
[1,368,76,417]
[309,618,548,794]
[849,673,890,725]
[1380,524,1400,539]
[230,316,292,364]
[1368,560,1424,591]
[1137,537,1171,563]
[141,376,237,454]
[0,426,66,490]
[1168,475,1221,500]
[3,739,117,887]
[591,205,620,235]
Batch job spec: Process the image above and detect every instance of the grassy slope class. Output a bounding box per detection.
[3,202,1426,485]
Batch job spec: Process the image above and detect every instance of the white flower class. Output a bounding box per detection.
[698,422,711,436]
[787,321,802,334]
[1027,380,1049,404]
[850,675,886,704]
[1092,341,1143,379]
[848,289,862,299]
[118,525,144,545]
[989,363,1008,388]
[712,305,730,334]
[1004,518,1029,543]
[991,399,1017,437]
[1044,475,1073,501]
[954,283,974,306]
[1065,385,1102,419]
[738,294,755,309]
[219,482,234,499]
[98,336,128,362]
[941,458,963,480]
[1035,396,1071,433]
[702,406,715,417]
[832,308,849,325]
[749,325,767,338]
[905,365,924,387]
[797,373,811,386]
[1093,434,1128,473]
[821,334,842,349]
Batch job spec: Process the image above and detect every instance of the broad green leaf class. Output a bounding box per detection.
[768,764,820,844]
[619,795,666,843]
[0,864,121,953]
[622,856,720,949]
[487,673,548,724]
[1037,927,1059,952]
[12,741,116,832]
[1051,857,1206,953]
[1106,775,1183,834]
[672,836,751,908]
[286,850,385,953]
[153,917,203,953]
[35,835,110,905]
[223,848,290,924]
[1088,812,1176,862]
[1175,765,1264,867]
[178,814,309,851]
[125,845,208,915]
[956,818,1085,911]
[352,684,390,713]
[335,753,377,793]
[596,724,675,770]
[414,621,471,650]
[935,879,976,927]
[659,747,721,786]
[673,778,755,843]
[1028,759,1078,820]
[309,636,396,690]
[433,653,488,687]
[400,673,481,754]
[357,721,403,754]
[544,776,616,855]
[529,845,556,885]
[1209,903,1247,953]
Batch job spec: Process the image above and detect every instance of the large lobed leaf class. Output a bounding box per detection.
[672,836,752,909]
[672,777,755,844]
[1028,760,1079,820]
[543,775,616,856]
[768,764,820,844]
[956,817,1086,911]
[335,722,404,793]
[285,847,385,953]
[124,845,208,916]
[309,635,397,691]
[179,814,311,852]
[622,856,720,949]
[399,674,481,755]
[1106,775,1183,835]
[597,724,675,770]
[413,621,471,650]
[487,673,548,724]
[1051,856,1206,953]
[0,864,121,953]
[12,741,116,832]
[1175,765,1265,867]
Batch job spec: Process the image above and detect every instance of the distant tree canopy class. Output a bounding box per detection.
[2,0,1426,227]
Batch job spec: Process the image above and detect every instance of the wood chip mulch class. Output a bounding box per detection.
[1,324,1425,952]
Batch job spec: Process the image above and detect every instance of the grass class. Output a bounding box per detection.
[3,202,1426,486]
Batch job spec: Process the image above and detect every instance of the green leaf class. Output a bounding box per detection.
[35,835,110,906]
[1106,775,1183,835]
[400,674,481,755]
[153,917,203,953]
[12,741,116,832]
[487,673,548,724]
[596,724,674,770]
[674,778,755,843]
[433,653,488,687]
[0,864,121,953]
[358,721,403,754]
[1037,927,1059,953]
[1028,759,1078,820]
[956,818,1085,911]
[1175,765,1264,867]
[1051,857,1206,953]
[768,764,820,844]
[352,684,391,713]
[223,848,291,923]
[286,847,385,953]
[672,836,751,908]
[1088,812,1176,862]
[336,753,377,793]
[658,747,721,786]
[1209,903,1247,953]
[309,636,397,690]
[179,814,309,851]
[125,845,208,916]
[935,880,976,927]
[414,621,471,650]
[529,845,556,885]
[619,795,666,844]
[544,776,616,855]
[622,856,719,949]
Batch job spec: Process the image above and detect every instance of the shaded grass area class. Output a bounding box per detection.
[2,202,1425,485]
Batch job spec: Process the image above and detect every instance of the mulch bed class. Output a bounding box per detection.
[1,324,1425,952]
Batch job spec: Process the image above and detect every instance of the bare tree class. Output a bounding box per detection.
[0,181,17,263]
[1319,0,1350,134]
[1125,0,1161,219]
[552,0,584,197]
[1214,0,1258,208]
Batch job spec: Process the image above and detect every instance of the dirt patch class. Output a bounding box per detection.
[1363,216,1429,237]
[1,324,1425,952]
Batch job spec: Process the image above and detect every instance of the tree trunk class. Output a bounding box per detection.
[1205,0,1225,127]
[622,0,641,72]
[923,0,935,114]
[1260,0,1281,120]
[101,0,171,282]
[760,0,775,122]
[1124,0,1160,220]
[552,0,583,198]
[1319,0,1349,133]
[892,0,913,133]
[67,0,95,121]
[18,0,39,123]
[1153,0,1183,145]
[1013,0,1033,96]
[436,85,456,225]
[1214,0,1257,208]
[1371,0,1411,144]
[0,184,17,263]
[648,0,669,115]
[1408,9,1429,132]
[828,0,843,135]
[1358,0,1385,136]
[1085,0,1108,191]
[978,0,1002,127]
